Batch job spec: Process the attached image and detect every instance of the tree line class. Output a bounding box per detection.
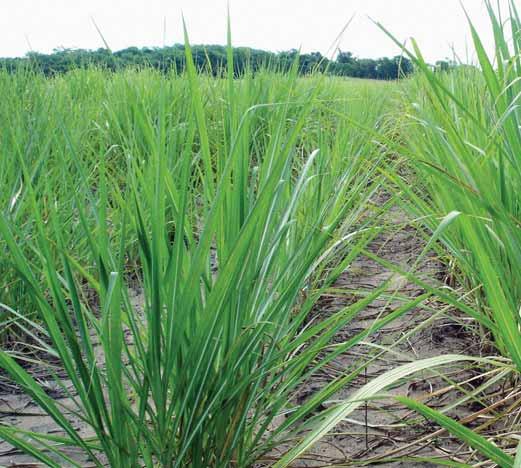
[0,45,418,80]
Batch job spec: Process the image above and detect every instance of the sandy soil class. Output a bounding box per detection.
[262,198,488,467]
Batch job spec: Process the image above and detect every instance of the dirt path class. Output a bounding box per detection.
[0,197,490,467]
[273,195,485,467]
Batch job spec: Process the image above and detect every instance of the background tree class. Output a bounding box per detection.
[0,44,417,80]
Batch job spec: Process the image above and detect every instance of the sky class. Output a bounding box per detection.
[0,1,513,62]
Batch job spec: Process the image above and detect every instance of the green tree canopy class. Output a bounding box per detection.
[0,45,415,80]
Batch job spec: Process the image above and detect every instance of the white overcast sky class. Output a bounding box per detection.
[0,1,514,62]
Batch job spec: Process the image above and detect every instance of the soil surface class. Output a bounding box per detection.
[0,196,510,467]
[262,196,488,467]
